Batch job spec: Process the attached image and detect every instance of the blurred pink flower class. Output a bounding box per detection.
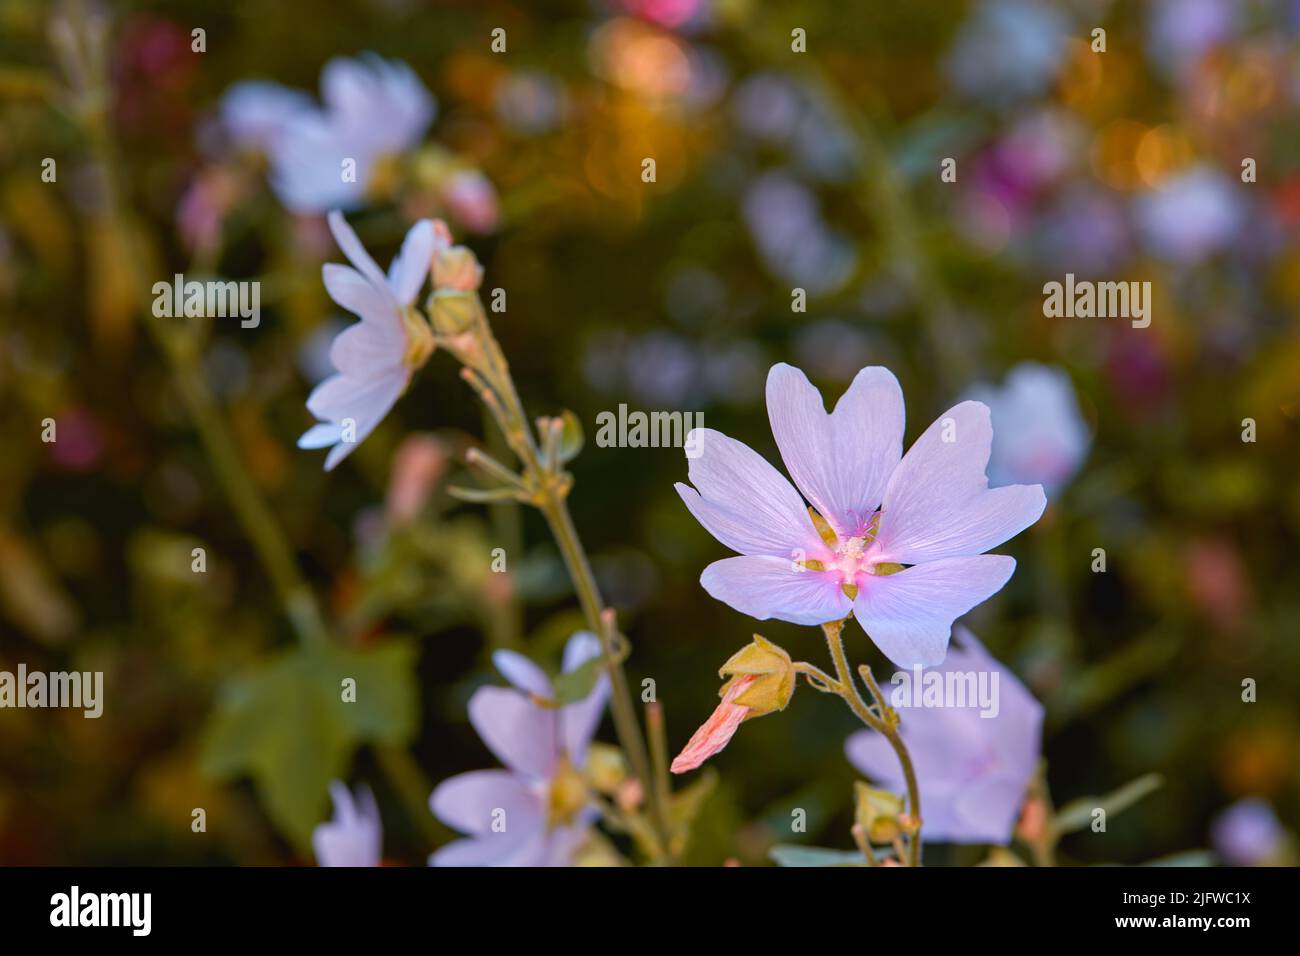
[677,363,1046,667]
[442,170,500,234]
[847,628,1043,845]
[386,434,448,524]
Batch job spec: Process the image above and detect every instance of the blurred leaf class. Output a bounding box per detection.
[199,639,417,849]
[1051,773,1163,839]
[769,844,867,867]
[1142,850,1215,866]
[550,654,604,705]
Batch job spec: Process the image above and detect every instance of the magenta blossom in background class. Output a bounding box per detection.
[676,363,1045,668]
[846,627,1043,845]
[312,781,382,867]
[966,362,1089,498]
[429,633,610,866]
[298,211,448,470]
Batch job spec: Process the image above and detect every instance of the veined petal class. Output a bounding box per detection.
[671,675,755,774]
[851,555,1017,667]
[467,686,557,779]
[767,363,904,536]
[876,401,1045,564]
[678,427,825,556]
[387,219,437,305]
[675,484,826,559]
[700,555,853,626]
[428,769,542,837]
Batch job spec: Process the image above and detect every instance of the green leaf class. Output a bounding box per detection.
[1051,773,1163,839]
[1142,850,1215,867]
[557,409,584,464]
[549,654,604,705]
[199,640,418,849]
[769,844,868,867]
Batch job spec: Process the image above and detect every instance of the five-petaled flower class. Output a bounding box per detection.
[298,210,449,470]
[676,363,1046,667]
[846,627,1043,845]
[429,632,610,866]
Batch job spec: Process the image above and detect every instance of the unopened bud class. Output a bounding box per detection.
[433,245,484,292]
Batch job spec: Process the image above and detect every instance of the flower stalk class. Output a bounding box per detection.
[447,283,670,855]
[816,618,923,867]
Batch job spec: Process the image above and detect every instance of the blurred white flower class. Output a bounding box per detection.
[1211,799,1286,866]
[966,363,1089,498]
[947,0,1069,105]
[313,781,381,867]
[221,54,435,214]
[1136,166,1243,265]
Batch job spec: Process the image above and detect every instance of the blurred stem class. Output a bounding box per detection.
[821,619,922,867]
[58,1,437,851]
[464,303,670,855]
[646,700,674,857]
[375,747,445,850]
[60,7,326,650]
[481,407,524,650]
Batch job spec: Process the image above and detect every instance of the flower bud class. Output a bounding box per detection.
[854,782,906,845]
[432,245,484,292]
[717,634,795,717]
[426,289,478,335]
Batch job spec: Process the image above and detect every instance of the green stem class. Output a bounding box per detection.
[468,309,670,854]
[822,620,922,867]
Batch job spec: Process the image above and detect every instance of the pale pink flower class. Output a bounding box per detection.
[676,363,1046,667]
[312,781,381,867]
[385,433,448,524]
[442,169,500,233]
[670,674,756,774]
[298,211,448,470]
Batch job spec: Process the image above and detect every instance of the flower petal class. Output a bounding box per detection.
[297,422,341,449]
[671,675,755,773]
[852,555,1017,667]
[322,263,394,324]
[386,219,437,305]
[467,685,557,779]
[676,427,824,557]
[491,650,552,698]
[327,211,397,307]
[428,769,542,837]
[767,363,904,536]
[876,401,1045,564]
[328,320,404,377]
[559,631,609,765]
[699,555,853,626]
